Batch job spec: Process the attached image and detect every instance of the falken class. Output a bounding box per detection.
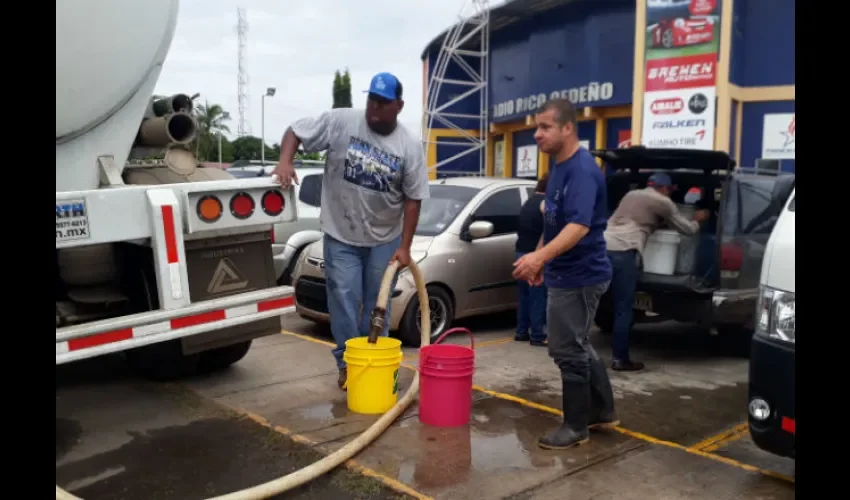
[652,119,706,129]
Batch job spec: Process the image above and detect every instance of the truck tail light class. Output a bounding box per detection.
[720,243,743,271]
[197,195,223,223]
[230,191,255,219]
[261,190,285,216]
[781,417,795,434]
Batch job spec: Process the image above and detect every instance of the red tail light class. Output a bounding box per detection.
[781,417,795,434]
[261,190,285,216]
[720,243,743,271]
[229,191,255,219]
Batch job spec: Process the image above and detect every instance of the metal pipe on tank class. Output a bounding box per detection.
[135,112,198,147]
[151,93,193,117]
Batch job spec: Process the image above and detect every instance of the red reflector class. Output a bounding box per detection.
[258,296,295,312]
[161,205,179,264]
[781,417,795,434]
[68,329,133,351]
[171,310,226,329]
[269,229,275,244]
[230,192,255,219]
[720,243,743,271]
[262,190,285,216]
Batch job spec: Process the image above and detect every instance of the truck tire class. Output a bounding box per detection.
[126,341,201,381]
[198,340,253,373]
[121,251,201,381]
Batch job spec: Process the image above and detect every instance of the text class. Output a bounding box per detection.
[647,137,701,147]
[652,119,706,129]
[491,81,614,119]
[647,62,715,85]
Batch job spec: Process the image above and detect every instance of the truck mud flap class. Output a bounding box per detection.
[181,231,280,354]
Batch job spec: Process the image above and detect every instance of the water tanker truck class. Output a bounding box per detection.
[56,0,297,380]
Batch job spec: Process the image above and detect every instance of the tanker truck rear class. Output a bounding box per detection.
[56,0,297,380]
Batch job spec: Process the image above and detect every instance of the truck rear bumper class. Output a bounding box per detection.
[711,289,758,328]
[627,287,757,328]
[56,287,294,365]
[57,175,299,365]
